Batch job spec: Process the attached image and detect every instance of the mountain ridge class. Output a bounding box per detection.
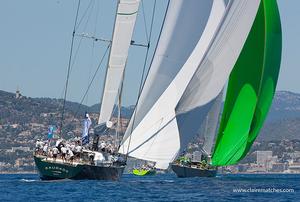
[0,89,299,141]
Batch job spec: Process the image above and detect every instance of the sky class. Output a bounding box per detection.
[0,0,299,107]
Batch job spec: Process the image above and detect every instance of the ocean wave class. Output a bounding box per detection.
[20,179,37,182]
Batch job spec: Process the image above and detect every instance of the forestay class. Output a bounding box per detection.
[98,0,140,125]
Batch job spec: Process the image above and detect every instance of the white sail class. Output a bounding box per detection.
[120,0,227,169]
[122,0,214,138]
[120,0,261,169]
[98,0,140,124]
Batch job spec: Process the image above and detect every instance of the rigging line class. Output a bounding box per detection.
[141,0,149,43]
[85,42,94,105]
[142,0,157,73]
[87,0,101,105]
[73,44,111,118]
[75,0,95,30]
[93,0,100,35]
[125,0,159,160]
[59,0,81,136]
[59,0,95,103]
[86,0,100,106]
[58,36,84,101]
[136,0,157,94]
[70,0,95,74]
[58,0,96,112]
[58,35,85,102]
[75,34,111,43]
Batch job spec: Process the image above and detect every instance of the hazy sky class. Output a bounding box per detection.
[0,0,299,107]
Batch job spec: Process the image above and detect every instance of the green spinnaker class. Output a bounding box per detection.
[212,0,282,166]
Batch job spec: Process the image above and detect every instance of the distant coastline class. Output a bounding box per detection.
[0,171,37,174]
[223,172,300,175]
[1,171,299,175]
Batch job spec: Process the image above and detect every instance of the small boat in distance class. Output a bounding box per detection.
[132,163,156,176]
[132,167,156,176]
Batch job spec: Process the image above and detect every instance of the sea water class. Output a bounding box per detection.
[0,173,299,201]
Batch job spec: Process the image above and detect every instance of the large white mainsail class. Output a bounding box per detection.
[120,0,228,168]
[120,0,261,169]
[98,0,140,125]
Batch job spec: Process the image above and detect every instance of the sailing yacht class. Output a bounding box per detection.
[34,0,140,181]
[119,0,282,177]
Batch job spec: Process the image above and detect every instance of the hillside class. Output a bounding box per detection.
[0,89,299,150]
[89,103,135,118]
[259,91,300,141]
[259,118,300,141]
[266,91,300,122]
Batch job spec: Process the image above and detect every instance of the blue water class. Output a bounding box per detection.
[0,174,299,201]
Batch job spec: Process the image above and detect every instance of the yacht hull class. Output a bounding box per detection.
[171,163,217,178]
[34,155,124,181]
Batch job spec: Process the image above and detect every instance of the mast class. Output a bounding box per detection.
[98,0,140,125]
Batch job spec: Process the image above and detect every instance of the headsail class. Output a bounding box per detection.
[212,0,282,166]
[120,0,231,169]
[98,0,140,125]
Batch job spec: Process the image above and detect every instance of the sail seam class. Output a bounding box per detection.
[117,11,138,15]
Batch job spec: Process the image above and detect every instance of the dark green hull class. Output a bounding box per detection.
[171,163,217,178]
[34,156,124,181]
